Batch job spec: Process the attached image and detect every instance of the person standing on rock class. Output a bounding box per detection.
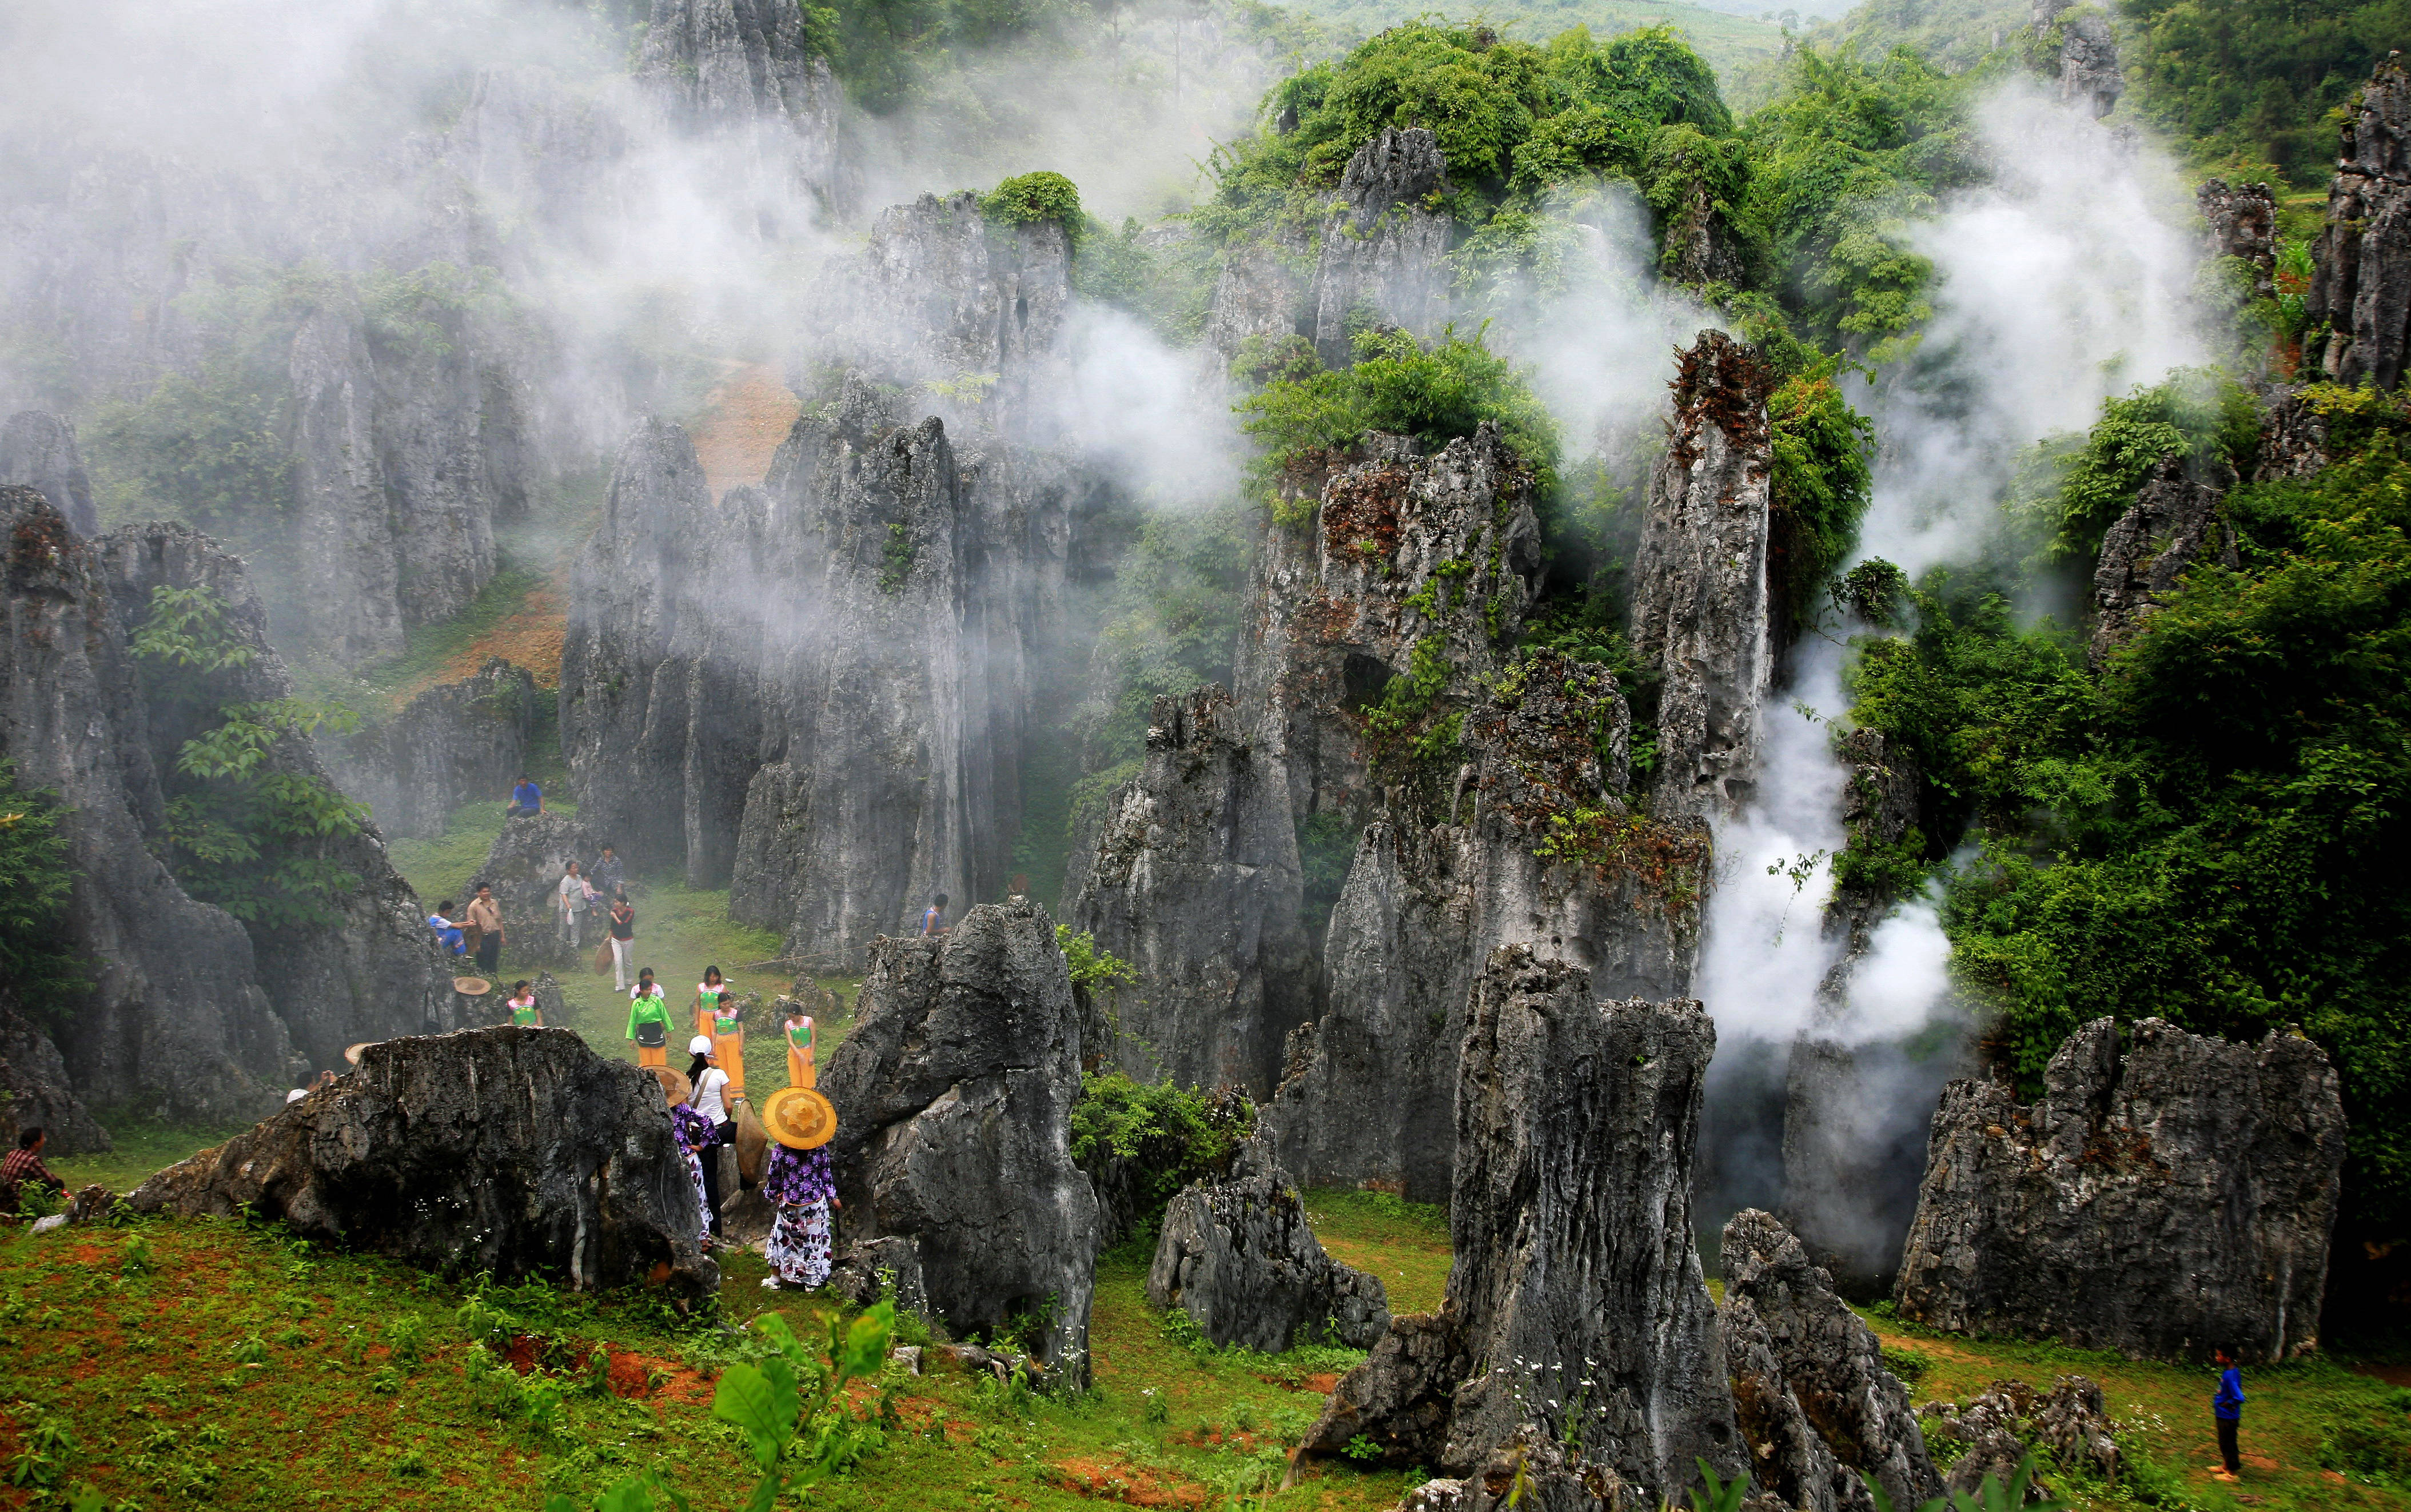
[465,884,503,975]
[760,1128,838,1291]
[505,980,541,1027]
[607,889,636,992]
[783,1000,816,1089]
[2210,1350,2246,1482]
[919,892,949,937]
[627,969,672,1068]
[557,861,590,949]
[507,773,543,819]
[686,1036,734,1239]
[589,844,624,900]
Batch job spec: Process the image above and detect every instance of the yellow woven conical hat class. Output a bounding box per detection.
[761,1085,838,1150]
[644,1064,693,1107]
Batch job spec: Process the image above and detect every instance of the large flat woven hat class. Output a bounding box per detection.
[644,1064,693,1107]
[761,1084,836,1150]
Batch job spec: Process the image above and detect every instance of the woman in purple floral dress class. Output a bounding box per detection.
[760,1142,838,1290]
[669,1099,715,1238]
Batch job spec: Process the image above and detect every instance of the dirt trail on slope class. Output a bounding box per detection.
[694,362,803,501]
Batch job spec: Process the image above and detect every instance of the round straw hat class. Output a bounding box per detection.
[760,1085,838,1150]
[644,1064,693,1107]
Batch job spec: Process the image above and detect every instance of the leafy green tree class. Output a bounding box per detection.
[0,760,86,1022]
[2123,0,2411,183]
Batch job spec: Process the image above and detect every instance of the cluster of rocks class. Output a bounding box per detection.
[0,486,460,1135]
[2312,56,2411,391]
[129,1024,716,1297]
[1895,1016,2345,1363]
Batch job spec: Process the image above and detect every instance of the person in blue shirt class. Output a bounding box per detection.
[427,900,467,956]
[919,892,949,937]
[2210,1349,2245,1482]
[507,774,543,819]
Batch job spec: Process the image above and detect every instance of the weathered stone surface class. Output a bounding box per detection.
[2090,451,2238,665]
[0,412,95,535]
[1310,129,1453,368]
[1918,1377,2117,1497]
[2032,0,2121,118]
[1720,1210,1942,1512]
[0,1000,109,1156]
[1234,425,1544,825]
[325,659,540,840]
[1895,1018,2345,1362]
[1302,948,1740,1505]
[2254,387,2332,481]
[2198,178,2278,302]
[1653,137,1750,287]
[1067,685,1311,1095]
[1145,1155,1389,1352]
[467,813,600,972]
[820,901,1099,1383]
[639,0,843,146]
[99,522,463,1080]
[2312,58,2411,390]
[129,1024,716,1296]
[1205,234,1311,360]
[1629,330,1773,820]
[1262,653,1705,1200]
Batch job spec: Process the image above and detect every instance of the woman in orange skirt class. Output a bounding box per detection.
[627,968,671,1068]
[783,1000,815,1089]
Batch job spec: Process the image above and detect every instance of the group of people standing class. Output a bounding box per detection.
[643,980,836,1291]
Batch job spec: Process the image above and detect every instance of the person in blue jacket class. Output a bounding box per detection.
[2211,1349,2245,1481]
[427,901,467,956]
[507,773,544,819]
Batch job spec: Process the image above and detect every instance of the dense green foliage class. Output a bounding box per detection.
[1731,46,1980,352]
[2123,0,2411,182]
[1202,21,1734,236]
[2013,370,2261,561]
[1844,399,2411,1239]
[1236,327,1560,507]
[985,171,1085,237]
[133,586,372,931]
[0,759,86,1020]
[1767,364,1876,640]
[1070,1072,1255,1230]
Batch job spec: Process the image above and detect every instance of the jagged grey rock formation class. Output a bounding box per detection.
[565,197,1084,967]
[2089,452,2239,665]
[467,813,600,972]
[2032,0,2122,119]
[2312,58,2411,390]
[1629,330,1773,821]
[1235,425,1544,824]
[1895,1017,2345,1362]
[1146,1153,1389,1352]
[1720,1210,1942,1512]
[637,0,848,220]
[2198,179,2278,302]
[1067,685,1311,1095]
[325,659,541,840]
[2254,387,2332,481]
[0,489,461,1124]
[1205,235,1312,360]
[820,901,1099,1384]
[1301,948,1740,1506]
[99,521,463,1078]
[1262,652,1705,1200]
[0,1000,109,1156]
[129,1025,716,1297]
[1653,135,1751,286]
[1310,129,1453,367]
[0,412,95,535]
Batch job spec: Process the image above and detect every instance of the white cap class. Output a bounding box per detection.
[688,1035,714,1056]
[285,1088,309,1104]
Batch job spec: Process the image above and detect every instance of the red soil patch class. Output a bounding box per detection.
[693,364,803,501]
[1044,1457,1208,1508]
[69,1244,108,1265]
[2350,1361,2411,1386]
[445,576,565,691]
[496,1334,707,1402]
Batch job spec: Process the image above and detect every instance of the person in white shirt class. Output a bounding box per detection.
[556,861,590,947]
[684,1035,734,1240]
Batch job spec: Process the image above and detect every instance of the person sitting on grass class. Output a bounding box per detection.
[507,773,543,819]
[2,1128,65,1199]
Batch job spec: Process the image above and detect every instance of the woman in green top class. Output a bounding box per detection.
[627,968,672,1068]
[505,980,541,1027]
[784,1002,816,1089]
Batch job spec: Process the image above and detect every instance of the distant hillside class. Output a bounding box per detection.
[1270,0,1795,86]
